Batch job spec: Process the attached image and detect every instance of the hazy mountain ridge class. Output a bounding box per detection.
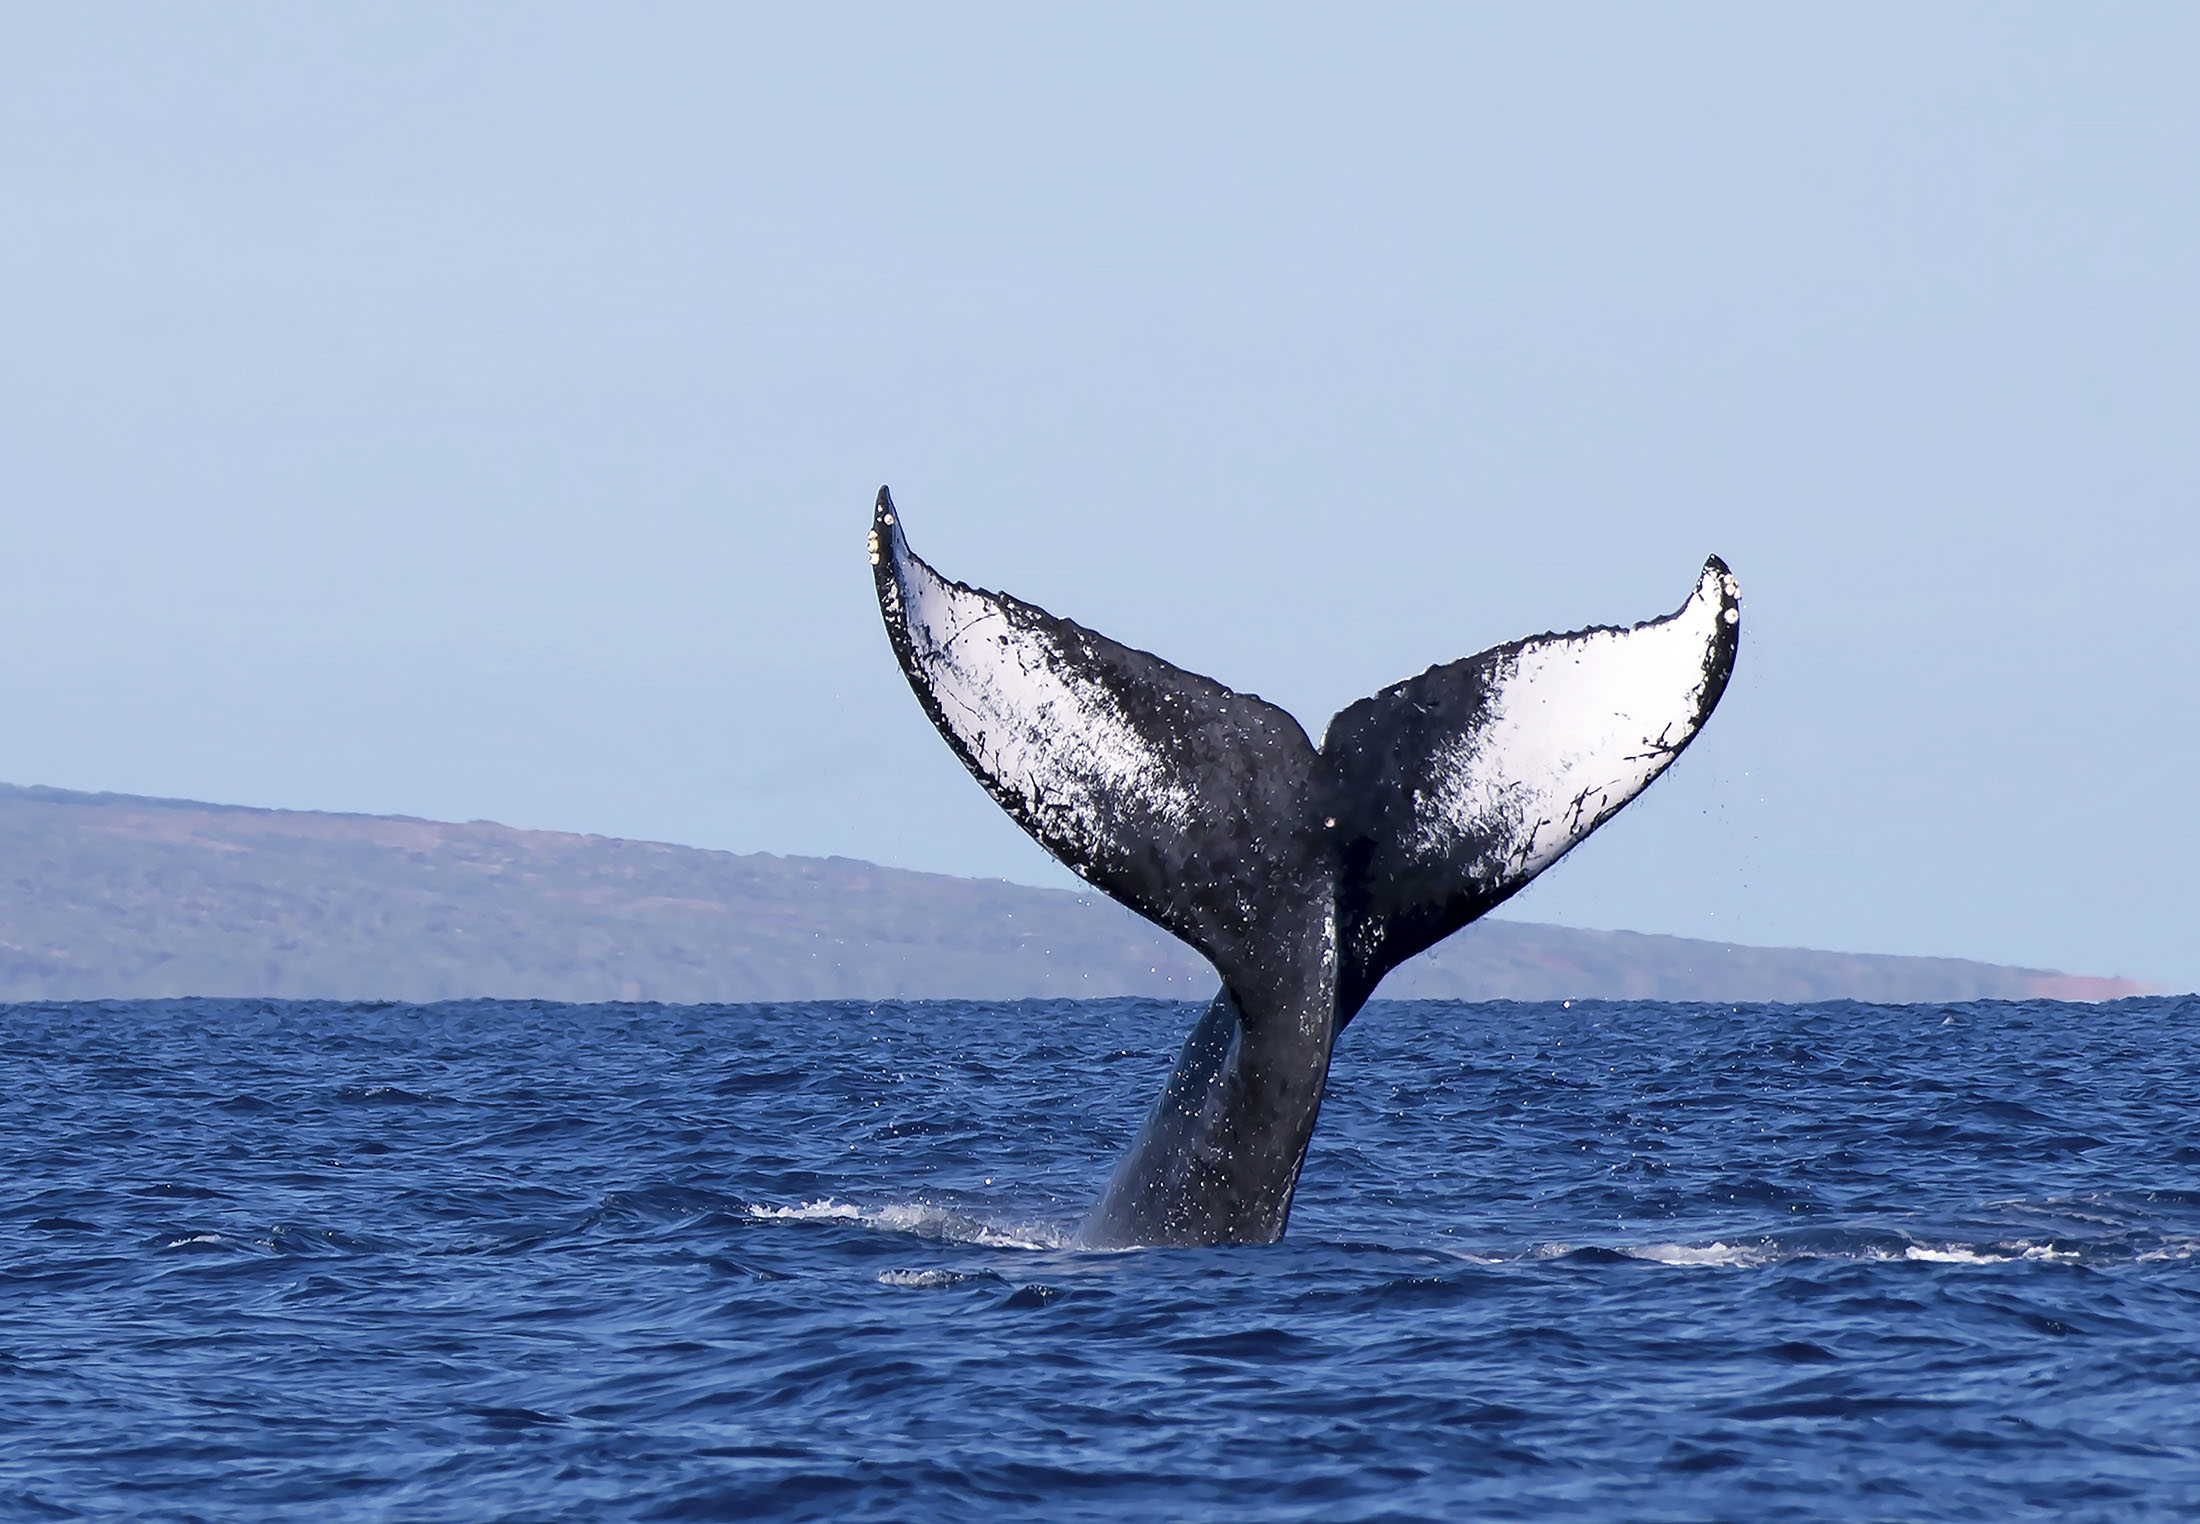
[0,783,2151,1004]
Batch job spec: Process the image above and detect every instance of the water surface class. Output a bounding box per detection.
[5,996,2198,1519]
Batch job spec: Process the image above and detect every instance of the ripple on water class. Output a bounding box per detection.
[2,994,2198,1521]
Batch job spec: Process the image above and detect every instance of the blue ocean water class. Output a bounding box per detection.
[4,996,2199,1521]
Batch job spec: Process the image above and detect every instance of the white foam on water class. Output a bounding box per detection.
[1628,1241,1775,1268]
[746,1199,863,1223]
[877,1268,991,1288]
[1907,1241,2087,1264]
[746,1198,1065,1251]
[756,1201,2198,1266]
[868,1201,1067,1250]
[1905,1245,1993,1264]
[1609,1237,2104,1269]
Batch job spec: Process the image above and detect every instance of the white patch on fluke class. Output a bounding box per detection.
[887,538,1199,861]
[1407,563,1730,882]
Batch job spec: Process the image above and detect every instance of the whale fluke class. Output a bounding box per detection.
[870,486,1739,1246]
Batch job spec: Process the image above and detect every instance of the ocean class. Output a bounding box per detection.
[4,995,2197,1521]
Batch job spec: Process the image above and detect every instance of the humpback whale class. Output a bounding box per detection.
[869,487,1738,1247]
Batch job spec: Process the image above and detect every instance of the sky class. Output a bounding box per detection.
[0,6,2193,989]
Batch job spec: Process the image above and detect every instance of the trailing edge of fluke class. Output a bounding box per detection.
[869,486,1739,1247]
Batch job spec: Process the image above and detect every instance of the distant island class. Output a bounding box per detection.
[0,782,2152,1004]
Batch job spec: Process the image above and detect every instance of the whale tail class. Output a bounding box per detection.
[870,486,1739,1244]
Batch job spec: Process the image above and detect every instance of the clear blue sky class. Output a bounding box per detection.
[1,7,2193,989]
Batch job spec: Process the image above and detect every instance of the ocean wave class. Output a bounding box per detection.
[14,995,2200,1520]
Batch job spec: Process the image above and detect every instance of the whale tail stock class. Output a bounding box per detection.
[870,486,1739,1246]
